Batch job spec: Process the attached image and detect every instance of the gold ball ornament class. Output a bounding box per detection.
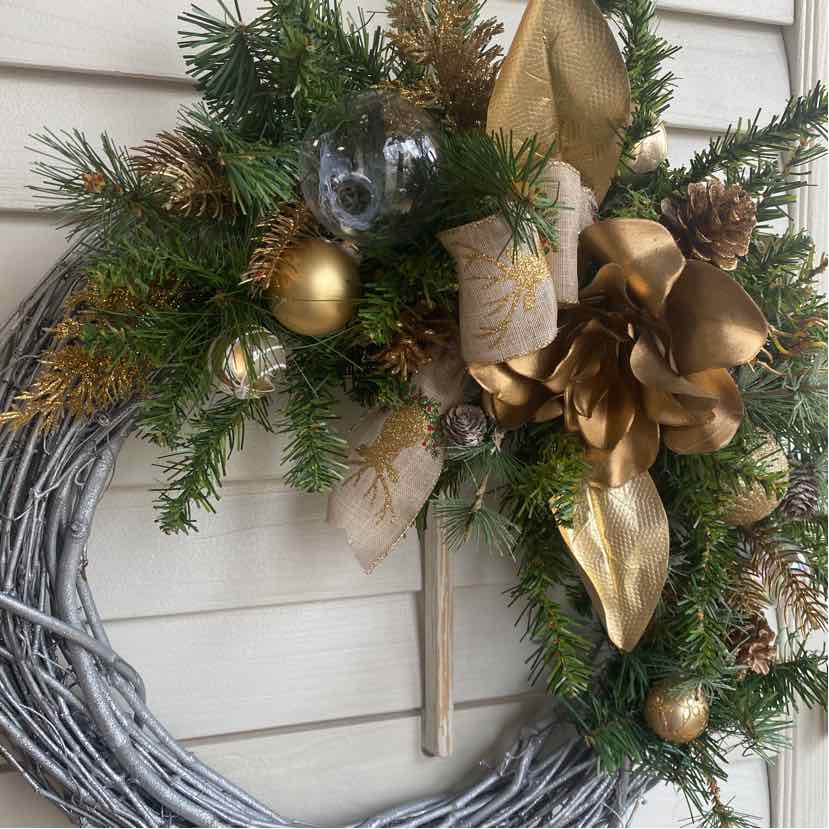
[721,433,790,527]
[629,123,668,174]
[209,327,287,399]
[266,239,360,336]
[644,678,710,744]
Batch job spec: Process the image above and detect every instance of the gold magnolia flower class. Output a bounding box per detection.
[471,218,769,486]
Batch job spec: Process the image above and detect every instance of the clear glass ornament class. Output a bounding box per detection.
[300,90,438,238]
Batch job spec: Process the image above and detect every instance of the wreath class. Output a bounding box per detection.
[0,1,826,827]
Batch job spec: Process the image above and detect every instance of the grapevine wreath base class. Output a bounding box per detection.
[0,259,652,827]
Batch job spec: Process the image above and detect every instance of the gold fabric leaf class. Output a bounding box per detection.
[558,473,669,651]
[486,0,630,203]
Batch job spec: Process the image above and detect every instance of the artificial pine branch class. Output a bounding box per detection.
[433,130,559,254]
[277,350,348,492]
[134,107,297,219]
[679,83,828,184]
[155,395,270,532]
[508,546,594,697]
[609,0,679,164]
[29,129,165,245]
[740,523,827,634]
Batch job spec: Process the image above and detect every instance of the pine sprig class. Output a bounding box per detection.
[508,546,594,697]
[741,523,827,634]
[680,83,828,184]
[433,130,559,254]
[277,341,349,492]
[29,129,164,243]
[154,395,270,532]
[134,107,298,219]
[610,0,679,163]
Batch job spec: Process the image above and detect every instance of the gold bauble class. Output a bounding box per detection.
[629,123,668,174]
[266,239,360,336]
[722,433,790,527]
[644,678,709,744]
[209,327,287,399]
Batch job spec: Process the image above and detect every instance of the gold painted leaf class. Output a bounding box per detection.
[666,260,769,375]
[558,473,669,651]
[486,0,630,203]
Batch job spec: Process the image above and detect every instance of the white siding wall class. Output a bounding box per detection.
[0,1,803,826]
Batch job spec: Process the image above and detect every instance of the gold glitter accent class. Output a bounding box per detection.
[0,346,145,432]
[455,244,550,347]
[344,403,431,523]
[0,281,176,432]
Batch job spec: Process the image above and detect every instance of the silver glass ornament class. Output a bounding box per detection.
[300,89,438,238]
[209,328,287,399]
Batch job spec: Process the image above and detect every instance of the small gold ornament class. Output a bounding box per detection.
[722,434,789,527]
[629,123,668,174]
[209,328,287,399]
[644,678,709,744]
[265,239,360,336]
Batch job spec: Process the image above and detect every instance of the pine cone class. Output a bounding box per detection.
[780,462,821,518]
[372,307,455,381]
[661,179,756,271]
[737,618,777,676]
[442,404,489,447]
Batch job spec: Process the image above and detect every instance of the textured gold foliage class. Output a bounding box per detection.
[740,525,827,634]
[0,346,144,432]
[387,0,503,128]
[133,130,231,219]
[242,203,316,291]
[0,282,176,431]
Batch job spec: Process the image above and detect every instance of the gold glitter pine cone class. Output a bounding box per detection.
[736,618,777,676]
[661,179,757,272]
[372,307,456,382]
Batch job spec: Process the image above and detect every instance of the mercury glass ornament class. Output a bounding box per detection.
[300,89,438,238]
[210,328,287,399]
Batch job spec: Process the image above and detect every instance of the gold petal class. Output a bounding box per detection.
[485,0,630,202]
[558,473,669,651]
[484,393,542,430]
[577,373,636,450]
[666,260,770,375]
[532,397,565,422]
[586,408,660,487]
[545,332,606,393]
[663,368,744,454]
[580,263,630,307]
[506,342,563,380]
[630,332,719,398]
[643,386,715,427]
[468,362,538,407]
[580,220,685,317]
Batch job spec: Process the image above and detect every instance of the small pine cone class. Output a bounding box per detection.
[371,307,456,381]
[442,404,489,447]
[779,463,821,519]
[661,179,757,271]
[737,618,777,676]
